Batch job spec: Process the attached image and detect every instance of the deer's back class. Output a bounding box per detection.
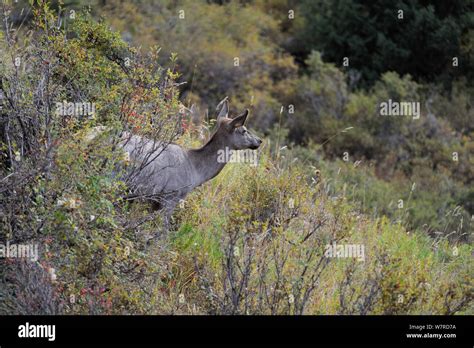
[120,133,198,198]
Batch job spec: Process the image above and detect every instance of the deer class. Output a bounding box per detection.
[119,97,262,231]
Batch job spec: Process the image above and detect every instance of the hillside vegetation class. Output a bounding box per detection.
[0,1,472,314]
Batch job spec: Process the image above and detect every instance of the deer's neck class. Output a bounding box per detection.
[187,135,228,186]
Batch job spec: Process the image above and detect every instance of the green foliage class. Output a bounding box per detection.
[169,151,473,314]
[0,0,472,316]
[290,0,474,88]
[98,0,298,127]
[0,3,180,314]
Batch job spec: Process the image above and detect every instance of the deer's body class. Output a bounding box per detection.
[120,97,262,221]
[120,133,226,214]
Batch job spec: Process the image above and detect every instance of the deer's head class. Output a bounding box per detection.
[213,97,262,150]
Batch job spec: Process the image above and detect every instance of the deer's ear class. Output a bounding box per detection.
[230,109,249,128]
[216,96,229,119]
